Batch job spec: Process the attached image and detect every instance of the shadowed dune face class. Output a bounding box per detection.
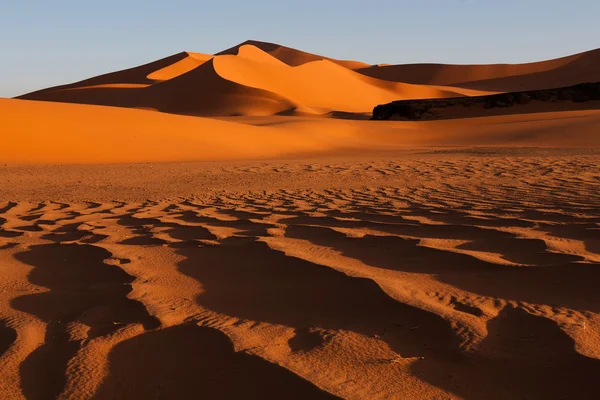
[15,40,600,118]
[3,97,600,164]
[19,321,80,400]
[11,243,159,400]
[146,52,212,81]
[0,320,17,358]
[17,44,476,116]
[12,243,158,335]
[19,52,192,96]
[217,39,370,70]
[282,219,600,313]
[438,261,600,313]
[412,307,600,399]
[93,324,339,400]
[285,219,584,266]
[356,48,600,92]
[177,237,458,357]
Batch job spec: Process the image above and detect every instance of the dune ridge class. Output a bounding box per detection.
[217,39,371,69]
[18,43,489,116]
[27,41,600,117]
[356,48,600,92]
[16,41,600,117]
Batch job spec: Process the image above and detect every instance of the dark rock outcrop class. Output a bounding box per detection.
[371,82,600,120]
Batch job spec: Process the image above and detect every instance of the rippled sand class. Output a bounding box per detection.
[1,149,599,399]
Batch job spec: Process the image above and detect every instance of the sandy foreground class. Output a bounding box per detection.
[2,41,600,399]
[1,143,600,399]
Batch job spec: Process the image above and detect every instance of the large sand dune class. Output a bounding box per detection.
[2,40,600,399]
[18,41,600,117]
[15,41,500,116]
[217,39,371,70]
[357,48,600,92]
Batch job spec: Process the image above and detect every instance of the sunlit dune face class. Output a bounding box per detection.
[2,97,600,164]
[147,53,213,81]
[16,41,600,117]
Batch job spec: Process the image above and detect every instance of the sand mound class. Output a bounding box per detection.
[17,42,494,116]
[217,39,370,70]
[146,52,213,81]
[23,52,191,97]
[211,45,477,113]
[2,98,599,165]
[0,98,308,163]
[19,41,599,117]
[357,48,600,92]
[143,57,296,116]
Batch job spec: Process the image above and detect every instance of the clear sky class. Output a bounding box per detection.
[2,0,599,97]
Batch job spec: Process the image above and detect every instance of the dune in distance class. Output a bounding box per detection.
[1,40,600,399]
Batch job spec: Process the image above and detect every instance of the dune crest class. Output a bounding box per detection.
[146,52,213,81]
[356,48,600,92]
[16,41,523,116]
[217,39,371,69]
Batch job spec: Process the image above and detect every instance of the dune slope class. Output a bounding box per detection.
[357,48,600,92]
[2,98,600,165]
[217,39,371,69]
[17,43,496,116]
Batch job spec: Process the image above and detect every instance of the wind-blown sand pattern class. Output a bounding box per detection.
[2,40,600,399]
[1,149,599,399]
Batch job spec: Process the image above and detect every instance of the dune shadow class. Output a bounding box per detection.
[0,319,17,358]
[175,210,273,236]
[0,202,17,214]
[284,212,580,266]
[41,222,107,243]
[117,213,217,244]
[0,229,23,238]
[177,237,458,358]
[19,321,80,400]
[283,223,600,313]
[93,324,339,399]
[411,306,600,399]
[438,261,600,313]
[284,224,500,274]
[12,243,159,334]
[12,243,160,399]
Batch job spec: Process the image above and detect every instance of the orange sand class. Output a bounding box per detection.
[1,41,600,400]
[356,48,600,92]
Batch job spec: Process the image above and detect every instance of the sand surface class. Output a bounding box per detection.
[2,148,600,399]
[2,41,600,399]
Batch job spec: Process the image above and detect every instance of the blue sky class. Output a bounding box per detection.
[2,0,599,97]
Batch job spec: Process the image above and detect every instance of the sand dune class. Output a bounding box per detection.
[17,42,495,116]
[18,42,600,117]
[146,52,213,81]
[18,42,600,116]
[3,39,600,400]
[2,98,599,164]
[217,39,371,70]
[357,48,600,92]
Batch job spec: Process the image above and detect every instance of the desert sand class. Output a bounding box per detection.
[1,41,600,399]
